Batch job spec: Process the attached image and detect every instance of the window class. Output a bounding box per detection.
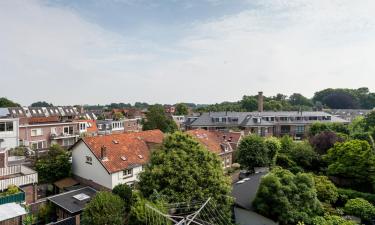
[30,141,45,150]
[51,127,57,134]
[0,122,13,132]
[123,169,133,178]
[296,126,305,134]
[31,128,42,136]
[63,138,75,146]
[98,124,103,129]
[86,156,92,165]
[79,123,86,131]
[63,126,74,135]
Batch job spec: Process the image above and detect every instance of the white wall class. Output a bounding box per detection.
[0,118,19,150]
[72,141,113,189]
[111,166,143,188]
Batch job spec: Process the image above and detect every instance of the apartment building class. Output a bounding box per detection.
[0,117,19,150]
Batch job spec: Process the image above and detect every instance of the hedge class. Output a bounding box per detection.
[338,188,375,205]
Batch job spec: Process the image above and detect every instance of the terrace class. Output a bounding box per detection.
[0,165,38,191]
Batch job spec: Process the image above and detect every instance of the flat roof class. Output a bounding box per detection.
[0,203,27,221]
[48,187,97,214]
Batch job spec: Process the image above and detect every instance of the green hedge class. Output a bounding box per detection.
[338,188,375,205]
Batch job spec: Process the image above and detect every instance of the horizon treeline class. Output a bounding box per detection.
[1,87,375,112]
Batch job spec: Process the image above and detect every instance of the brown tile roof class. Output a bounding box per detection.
[211,130,243,145]
[82,130,164,173]
[186,129,231,155]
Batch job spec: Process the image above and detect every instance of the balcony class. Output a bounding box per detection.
[50,132,79,140]
[0,165,38,191]
[0,188,25,205]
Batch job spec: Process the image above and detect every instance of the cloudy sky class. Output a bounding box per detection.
[1,0,375,106]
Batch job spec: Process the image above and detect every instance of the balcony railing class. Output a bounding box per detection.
[0,165,38,191]
[50,132,79,139]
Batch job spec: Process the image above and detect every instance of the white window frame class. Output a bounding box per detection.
[123,169,133,178]
[31,128,43,136]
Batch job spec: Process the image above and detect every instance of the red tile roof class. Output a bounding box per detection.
[82,130,164,173]
[211,130,243,145]
[186,129,231,155]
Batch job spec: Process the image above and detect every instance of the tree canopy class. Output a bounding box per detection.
[175,103,189,115]
[253,167,322,225]
[82,191,125,225]
[138,132,232,220]
[237,135,270,170]
[30,101,53,107]
[112,183,133,212]
[35,144,71,184]
[142,104,178,133]
[0,97,20,107]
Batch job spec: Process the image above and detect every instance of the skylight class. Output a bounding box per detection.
[73,193,90,201]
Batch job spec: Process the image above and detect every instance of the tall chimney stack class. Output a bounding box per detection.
[100,145,107,160]
[258,91,264,112]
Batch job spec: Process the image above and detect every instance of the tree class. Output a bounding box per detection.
[138,132,232,222]
[264,137,281,166]
[113,112,125,120]
[288,141,320,172]
[364,111,375,130]
[309,131,342,155]
[82,192,125,225]
[324,140,375,190]
[142,104,178,133]
[309,122,349,136]
[344,198,375,222]
[0,97,20,107]
[241,95,258,111]
[253,167,322,224]
[313,176,338,204]
[289,93,313,106]
[175,103,189,115]
[311,215,357,225]
[112,184,133,211]
[35,144,71,183]
[237,135,269,171]
[30,101,53,107]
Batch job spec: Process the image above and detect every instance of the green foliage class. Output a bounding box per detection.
[142,104,178,133]
[113,111,125,120]
[337,188,375,205]
[280,135,294,153]
[82,192,125,225]
[364,111,375,130]
[313,176,338,204]
[264,137,281,166]
[241,95,258,111]
[112,183,133,211]
[37,203,53,224]
[35,144,71,184]
[309,122,349,136]
[237,135,269,171]
[175,103,189,115]
[138,132,232,221]
[253,167,322,225]
[324,140,375,189]
[0,97,20,107]
[0,185,20,197]
[289,93,313,106]
[30,101,53,107]
[344,198,375,222]
[311,215,357,225]
[309,131,343,155]
[288,141,320,172]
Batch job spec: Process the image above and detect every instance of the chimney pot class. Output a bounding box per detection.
[258,91,264,112]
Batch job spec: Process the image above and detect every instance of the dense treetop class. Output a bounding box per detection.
[0,97,20,107]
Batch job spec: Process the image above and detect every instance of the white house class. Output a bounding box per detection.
[0,118,19,150]
[71,130,164,190]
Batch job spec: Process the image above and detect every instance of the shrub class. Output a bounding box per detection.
[313,176,338,204]
[337,188,375,205]
[344,198,375,222]
[112,184,133,211]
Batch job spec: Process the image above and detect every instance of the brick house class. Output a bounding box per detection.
[71,130,164,190]
[187,129,233,168]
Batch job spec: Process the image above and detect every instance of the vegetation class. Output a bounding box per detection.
[264,137,281,166]
[82,192,125,225]
[0,97,20,107]
[35,144,71,184]
[344,198,375,222]
[337,188,375,205]
[142,104,178,133]
[112,183,133,211]
[30,101,53,107]
[253,167,322,225]
[0,185,20,197]
[138,132,232,222]
[309,131,344,155]
[175,103,189,115]
[313,176,338,204]
[237,135,269,171]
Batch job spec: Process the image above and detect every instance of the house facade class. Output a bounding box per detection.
[71,130,164,190]
[187,129,234,168]
[0,118,19,150]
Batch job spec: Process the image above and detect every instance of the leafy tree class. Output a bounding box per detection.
[82,192,125,225]
[279,135,294,153]
[311,215,357,225]
[309,122,349,136]
[253,167,322,225]
[112,184,133,212]
[241,96,258,111]
[175,103,189,115]
[35,144,71,184]
[237,135,269,171]
[313,175,338,204]
[309,131,343,155]
[0,97,20,107]
[324,140,375,190]
[30,101,53,107]
[142,104,178,133]
[364,111,375,130]
[344,198,375,222]
[264,137,281,166]
[113,112,125,120]
[138,132,232,222]
[289,93,313,106]
[288,141,320,172]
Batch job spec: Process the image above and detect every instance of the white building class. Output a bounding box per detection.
[71,130,163,189]
[0,118,19,150]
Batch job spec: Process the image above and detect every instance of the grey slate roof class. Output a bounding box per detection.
[48,187,97,214]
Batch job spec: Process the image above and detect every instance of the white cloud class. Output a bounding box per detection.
[1,0,375,105]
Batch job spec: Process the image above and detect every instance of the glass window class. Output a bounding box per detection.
[0,123,5,132]
[6,122,13,132]
[123,169,133,178]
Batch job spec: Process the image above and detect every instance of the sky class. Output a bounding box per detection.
[1,0,375,106]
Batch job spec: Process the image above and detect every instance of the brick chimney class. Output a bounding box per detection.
[100,145,107,160]
[258,91,264,112]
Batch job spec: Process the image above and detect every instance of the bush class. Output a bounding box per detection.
[337,188,375,205]
[314,176,338,204]
[344,198,375,222]
[237,135,269,171]
[112,184,133,211]
[312,215,357,225]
